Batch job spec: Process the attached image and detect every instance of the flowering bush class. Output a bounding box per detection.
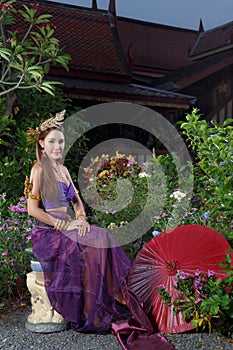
[83,152,149,229]
[151,110,233,243]
[0,194,32,306]
[158,254,233,336]
[180,109,233,241]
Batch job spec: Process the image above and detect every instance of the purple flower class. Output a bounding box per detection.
[194,279,203,290]
[178,271,187,279]
[19,196,25,201]
[208,270,215,277]
[0,226,4,231]
[9,258,16,266]
[152,230,161,237]
[27,235,32,240]
[158,284,165,289]
[161,213,168,218]
[111,210,117,214]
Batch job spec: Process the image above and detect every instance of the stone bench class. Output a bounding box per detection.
[25,248,69,333]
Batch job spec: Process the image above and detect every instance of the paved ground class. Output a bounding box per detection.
[1,307,233,350]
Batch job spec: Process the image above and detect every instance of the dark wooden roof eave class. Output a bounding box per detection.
[49,67,132,84]
[46,75,195,109]
[155,49,233,90]
[61,86,194,109]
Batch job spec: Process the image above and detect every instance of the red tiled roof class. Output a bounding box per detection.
[18,1,131,82]
[16,1,195,109]
[117,17,198,78]
[190,21,233,58]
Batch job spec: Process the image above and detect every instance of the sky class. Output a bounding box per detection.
[49,0,233,30]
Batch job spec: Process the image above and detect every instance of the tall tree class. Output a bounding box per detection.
[0,0,70,116]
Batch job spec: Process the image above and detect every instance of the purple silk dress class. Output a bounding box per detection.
[31,182,174,350]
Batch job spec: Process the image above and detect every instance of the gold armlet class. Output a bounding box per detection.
[24,176,33,198]
[75,209,86,219]
[28,192,41,200]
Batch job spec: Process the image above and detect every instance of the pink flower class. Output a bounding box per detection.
[178,271,186,279]
[27,235,32,240]
[208,270,215,277]
[195,298,202,304]
[194,268,202,276]
[29,3,39,8]
[2,251,9,256]
[127,159,134,165]
[161,213,168,218]
[50,22,57,30]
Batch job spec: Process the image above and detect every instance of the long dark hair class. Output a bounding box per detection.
[36,127,64,206]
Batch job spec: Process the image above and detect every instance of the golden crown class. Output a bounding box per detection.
[27,110,66,145]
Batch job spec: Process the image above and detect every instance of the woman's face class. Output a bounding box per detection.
[40,129,65,162]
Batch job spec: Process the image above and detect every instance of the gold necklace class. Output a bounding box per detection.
[54,162,67,184]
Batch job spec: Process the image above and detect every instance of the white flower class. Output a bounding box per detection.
[170,190,186,202]
[139,172,149,178]
[107,222,118,229]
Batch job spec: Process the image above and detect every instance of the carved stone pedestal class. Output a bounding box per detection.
[25,257,69,333]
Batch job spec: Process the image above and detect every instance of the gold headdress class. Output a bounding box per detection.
[27,110,66,145]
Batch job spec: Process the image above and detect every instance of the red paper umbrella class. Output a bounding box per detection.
[128,224,232,334]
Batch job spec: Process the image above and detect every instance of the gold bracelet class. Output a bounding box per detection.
[54,219,62,230]
[54,219,60,230]
[75,209,86,219]
[54,219,68,231]
[28,191,41,200]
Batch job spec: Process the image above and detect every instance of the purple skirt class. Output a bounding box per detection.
[32,223,132,333]
[32,221,174,350]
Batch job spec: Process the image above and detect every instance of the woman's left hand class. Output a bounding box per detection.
[76,217,90,237]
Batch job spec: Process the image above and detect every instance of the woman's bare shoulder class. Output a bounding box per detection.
[30,162,41,179]
[62,164,73,182]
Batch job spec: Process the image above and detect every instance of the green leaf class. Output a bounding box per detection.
[39,86,55,95]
